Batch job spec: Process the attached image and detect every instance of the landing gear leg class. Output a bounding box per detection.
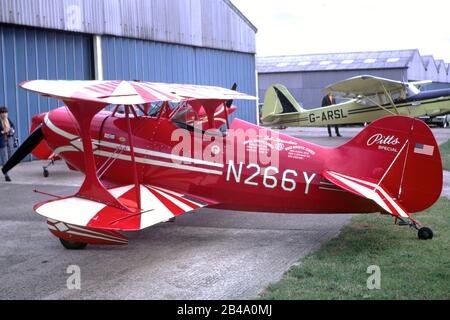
[395,216,433,240]
[43,159,55,178]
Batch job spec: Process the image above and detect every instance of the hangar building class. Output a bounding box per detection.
[0,0,258,147]
[257,49,450,108]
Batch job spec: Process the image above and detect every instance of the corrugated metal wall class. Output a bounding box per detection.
[102,35,257,123]
[0,24,93,145]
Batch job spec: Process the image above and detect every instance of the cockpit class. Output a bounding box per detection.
[109,99,232,135]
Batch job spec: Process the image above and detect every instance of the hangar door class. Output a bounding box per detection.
[0,24,93,145]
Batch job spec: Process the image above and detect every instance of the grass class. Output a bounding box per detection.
[441,139,450,171]
[260,198,450,299]
[259,139,450,300]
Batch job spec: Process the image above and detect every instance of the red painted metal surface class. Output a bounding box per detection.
[38,107,442,215]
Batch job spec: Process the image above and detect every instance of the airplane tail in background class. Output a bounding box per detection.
[324,116,442,215]
[261,84,304,122]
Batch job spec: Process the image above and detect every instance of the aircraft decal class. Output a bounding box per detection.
[366,134,400,146]
[308,109,348,123]
[225,160,316,194]
[413,143,434,156]
[285,145,315,160]
[366,134,401,153]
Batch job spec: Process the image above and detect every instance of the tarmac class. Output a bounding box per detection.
[0,126,449,299]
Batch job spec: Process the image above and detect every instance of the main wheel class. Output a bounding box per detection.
[418,227,433,240]
[43,168,49,178]
[59,238,88,250]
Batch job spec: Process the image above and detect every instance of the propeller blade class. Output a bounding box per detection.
[2,125,44,175]
[225,83,237,108]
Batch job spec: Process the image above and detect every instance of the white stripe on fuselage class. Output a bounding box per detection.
[44,113,78,140]
[44,113,224,175]
[93,140,224,168]
[93,150,223,175]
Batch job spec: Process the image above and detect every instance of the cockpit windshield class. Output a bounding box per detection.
[170,100,228,133]
[171,103,204,126]
[147,102,164,117]
[109,100,229,134]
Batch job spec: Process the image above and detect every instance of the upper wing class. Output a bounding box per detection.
[20,80,182,105]
[323,171,410,219]
[325,75,406,98]
[35,184,216,231]
[20,80,256,106]
[152,82,257,100]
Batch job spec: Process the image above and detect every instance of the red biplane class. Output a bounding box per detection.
[2,80,442,249]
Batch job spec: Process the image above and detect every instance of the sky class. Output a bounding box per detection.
[230,0,450,62]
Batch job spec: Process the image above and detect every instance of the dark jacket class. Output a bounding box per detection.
[0,118,15,148]
[321,95,335,107]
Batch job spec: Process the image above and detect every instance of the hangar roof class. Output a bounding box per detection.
[0,0,257,53]
[257,49,419,73]
[422,55,436,69]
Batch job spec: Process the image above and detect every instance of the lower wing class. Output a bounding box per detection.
[35,184,216,231]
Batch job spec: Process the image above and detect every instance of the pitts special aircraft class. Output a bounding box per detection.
[261,75,450,128]
[2,80,442,249]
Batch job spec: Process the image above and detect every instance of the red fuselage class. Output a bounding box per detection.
[40,107,381,214]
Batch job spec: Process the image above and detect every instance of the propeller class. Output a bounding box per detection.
[225,83,237,108]
[2,125,44,175]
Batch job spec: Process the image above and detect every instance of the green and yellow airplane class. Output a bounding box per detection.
[261,75,450,128]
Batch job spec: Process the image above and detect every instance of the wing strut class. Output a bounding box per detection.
[125,105,141,211]
[64,100,129,211]
[380,82,401,115]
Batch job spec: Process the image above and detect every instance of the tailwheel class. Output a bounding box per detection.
[59,238,88,250]
[418,227,433,240]
[394,217,433,240]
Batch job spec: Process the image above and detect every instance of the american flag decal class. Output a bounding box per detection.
[414,143,434,156]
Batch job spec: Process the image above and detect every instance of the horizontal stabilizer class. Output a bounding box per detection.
[35,184,214,231]
[323,171,410,218]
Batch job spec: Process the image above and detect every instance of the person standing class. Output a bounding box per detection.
[0,106,16,181]
[321,93,341,137]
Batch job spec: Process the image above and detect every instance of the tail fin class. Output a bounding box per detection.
[261,84,304,122]
[330,116,442,213]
